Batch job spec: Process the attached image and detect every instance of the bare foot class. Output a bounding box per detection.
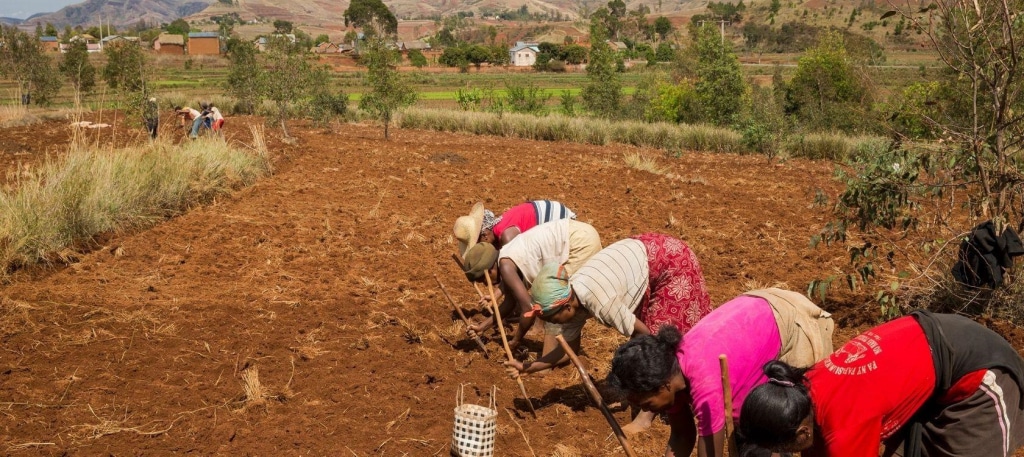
[620,421,647,436]
[621,411,655,435]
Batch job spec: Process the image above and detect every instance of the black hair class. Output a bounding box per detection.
[173,106,183,111]
[736,360,813,453]
[606,325,681,394]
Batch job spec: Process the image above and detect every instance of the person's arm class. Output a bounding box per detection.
[695,430,725,457]
[504,327,579,377]
[504,344,565,377]
[498,227,520,247]
[468,283,511,336]
[665,405,698,457]
[499,259,534,349]
[631,320,652,337]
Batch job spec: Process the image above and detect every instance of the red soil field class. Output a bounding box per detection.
[1,116,1021,455]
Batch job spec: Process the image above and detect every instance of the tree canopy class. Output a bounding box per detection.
[344,0,398,36]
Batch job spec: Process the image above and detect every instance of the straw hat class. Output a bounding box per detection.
[454,202,485,257]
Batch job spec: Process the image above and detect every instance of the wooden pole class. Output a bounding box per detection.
[484,272,537,418]
[720,354,736,456]
[556,335,637,457]
[434,275,488,358]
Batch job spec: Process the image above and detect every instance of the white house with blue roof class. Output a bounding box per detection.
[509,41,540,67]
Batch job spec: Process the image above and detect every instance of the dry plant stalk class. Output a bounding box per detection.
[241,364,267,407]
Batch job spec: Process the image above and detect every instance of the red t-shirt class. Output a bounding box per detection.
[491,203,537,240]
[805,316,936,457]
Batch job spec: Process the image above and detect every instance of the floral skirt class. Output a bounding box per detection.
[632,233,712,335]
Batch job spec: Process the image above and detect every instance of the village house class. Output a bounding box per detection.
[187,31,221,55]
[39,36,59,52]
[312,41,338,54]
[397,40,430,54]
[154,33,185,55]
[508,41,539,67]
[255,34,295,52]
[607,40,628,52]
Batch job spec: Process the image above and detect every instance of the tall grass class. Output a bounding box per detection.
[0,130,271,276]
[0,103,38,127]
[784,132,890,161]
[397,108,745,154]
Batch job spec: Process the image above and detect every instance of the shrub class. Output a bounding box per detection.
[307,92,349,127]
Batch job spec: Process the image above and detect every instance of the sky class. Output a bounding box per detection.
[0,0,82,19]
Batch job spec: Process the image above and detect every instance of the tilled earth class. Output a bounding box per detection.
[0,115,1018,456]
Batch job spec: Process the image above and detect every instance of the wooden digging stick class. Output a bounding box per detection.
[556,335,638,457]
[720,354,736,457]
[484,272,538,419]
[434,275,488,358]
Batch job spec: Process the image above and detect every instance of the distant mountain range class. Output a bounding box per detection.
[24,0,213,27]
[1,17,26,25]
[18,0,709,28]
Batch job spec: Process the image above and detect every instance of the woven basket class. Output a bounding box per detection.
[451,385,497,457]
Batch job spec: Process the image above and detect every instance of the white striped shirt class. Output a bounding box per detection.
[547,239,649,340]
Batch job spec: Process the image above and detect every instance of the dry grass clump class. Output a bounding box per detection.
[623,152,666,175]
[241,364,268,407]
[552,444,582,457]
[0,104,39,127]
[0,129,271,279]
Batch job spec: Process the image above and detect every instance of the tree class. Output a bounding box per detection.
[102,41,148,120]
[262,48,320,138]
[439,46,468,70]
[166,18,190,36]
[314,34,331,46]
[359,35,416,139]
[783,31,871,131]
[306,67,348,128]
[224,38,264,114]
[273,20,293,34]
[563,44,588,65]
[692,24,745,126]
[44,23,58,37]
[466,45,491,70]
[59,40,96,95]
[654,16,673,41]
[487,44,510,67]
[344,0,398,36]
[581,19,621,118]
[103,41,147,93]
[407,49,428,67]
[655,42,674,62]
[0,26,63,105]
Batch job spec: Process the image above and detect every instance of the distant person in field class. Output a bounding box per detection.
[174,105,200,136]
[607,289,834,457]
[507,233,712,433]
[738,310,1024,457]
[461,218,601,355]
[188,102,214,139]
[143,97,159,139]
[209,103,225,134]
[453,200,577,257]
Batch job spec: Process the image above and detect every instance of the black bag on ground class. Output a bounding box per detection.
[951,220,1024,288]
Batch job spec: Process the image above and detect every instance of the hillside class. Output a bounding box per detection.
[26,0,212,27]
[18,0,925,55]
